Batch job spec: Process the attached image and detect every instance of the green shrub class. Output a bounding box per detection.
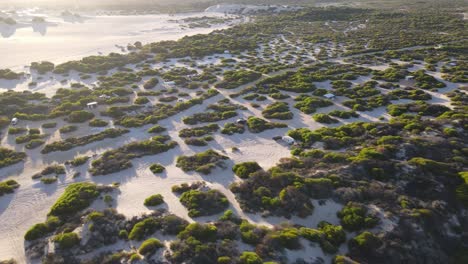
[144,194,164,206]
[313,113,339,124]
[89,119,108,127]
[294,95,333,114]
[134,97,150,105]
[239,252,262,264]
[67,110,95,123]
[150,163,165,174]
[179,124,219,138]
[262,102,293,120]
[177,223,217,242]
[337,202,379,231]
[0,179,19,196]
[176,149,229,174]
[8,127,27,135]
[232,162,262,178]
[69,156,89,167]
[148,125,166,134]
[138,238,163,255]
[42,122,57,128]
[48,182,99,217]
[184,137,208,146]
[246,116,287,133]
[129,218,159,240]
[89,136,177,175]
[221,122,245,135]
[54,232,80,249]
[348,231,382,253]
[179,189,229,217]
[143,77,159,89]
[217,256,232,264]
[40,177,58,184]
[25,139,45,149]
[24,223,49,241]
[59,125,78,134]
[216,70,261,89]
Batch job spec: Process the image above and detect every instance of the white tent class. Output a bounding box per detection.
[282,136,295,145]
[87,102,98,109]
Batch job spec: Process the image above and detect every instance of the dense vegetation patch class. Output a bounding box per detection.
[232,162,262,179]
[0,147,26,168]
[178,186,229,217]
[0,179,20,196]
[179,124,219,138]
[176,149,229,174]
[294,94,333,114]
[90,136,177,175]
[144,194,164,207]
[262,102,293,120]
[216,70,262,89]
[48,182,100,217]
[246,116,287,133]
[42,128,129,154]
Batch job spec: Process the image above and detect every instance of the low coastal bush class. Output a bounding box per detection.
[24,223,50,241]
[144,194,164,207]
[329,110,359,119]
[0,148,26,168]
[348,231,382,255]
[0,179,20,196]
[69,156,90,167]
[138,238,163,255]
[40,177,58,184]
[90,136,177,175]
[42,122,57,129]
[232,162,262,179]
[143,77,159,89]
[149,163,165,174]
[66,110,95,123]
[134,97,150,105]
[31,61,55,74]
[246,116,287,133]
[221,122,245,135]
[89,118,108,127]
[184,137,209,146]
[59,125,78,134]
[53,232,80,250]
[0,69,23,80]
[48,182,99,217]
[182,100,243,125]
[179,189,229,217]
[8,127,27,135]
[179,124,219,138]
[262,102,293,120]
[25,139,45,149]
[42,128,129,154]
[239,252,263,264]
[216,70,262,89]
[337,202,379,231]
[313,113,339,124]
[147,125,166,134]
[294,95,333,114]
[176,150,229,174]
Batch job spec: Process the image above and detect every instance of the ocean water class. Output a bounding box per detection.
[0,9,235,70]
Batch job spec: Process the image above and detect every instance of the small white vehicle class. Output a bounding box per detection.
[11,118,18,126]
